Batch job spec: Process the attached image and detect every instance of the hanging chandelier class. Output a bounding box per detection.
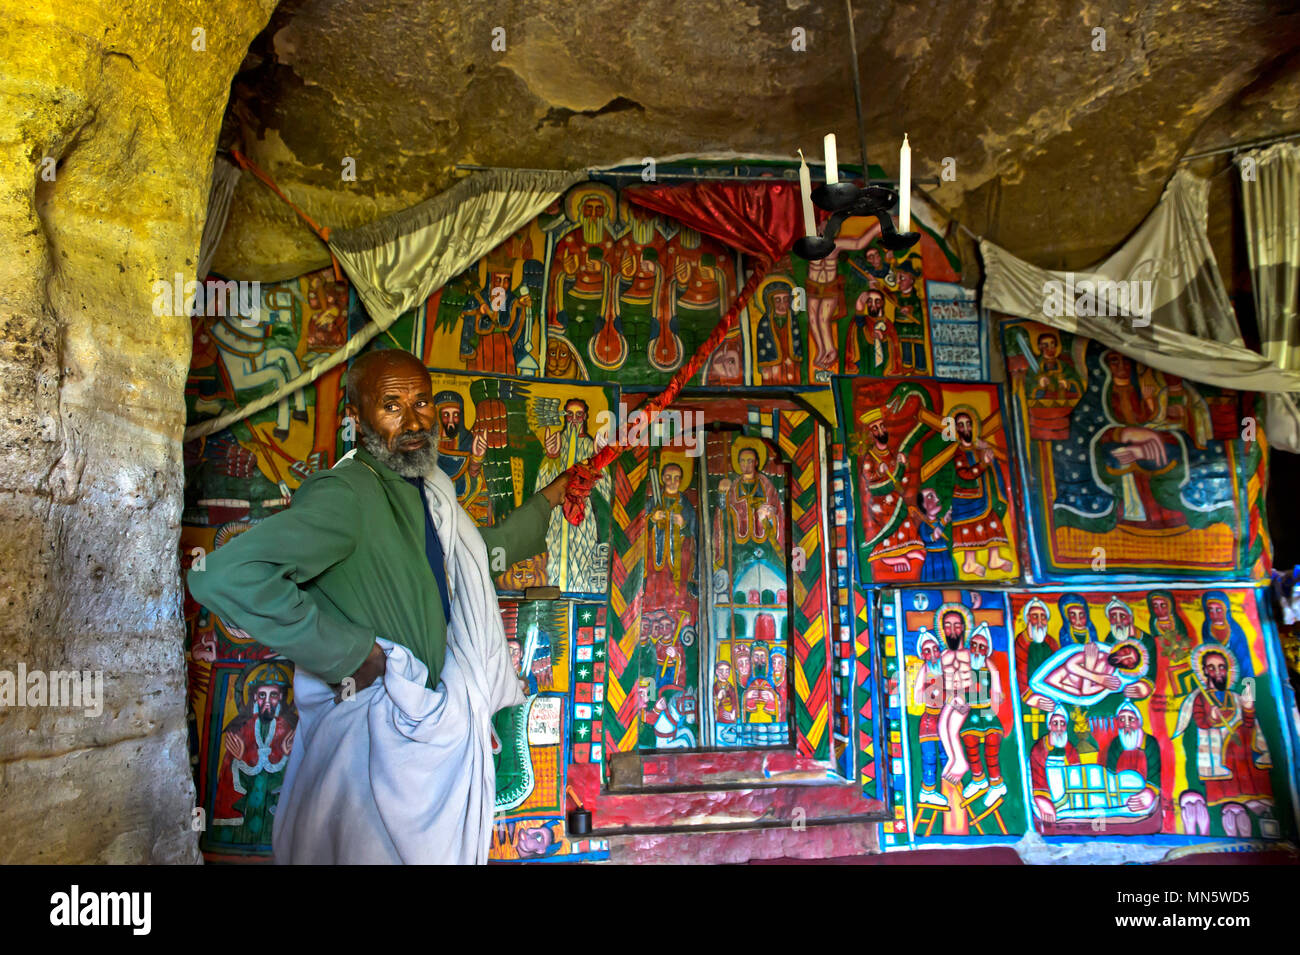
[792,0,919,260]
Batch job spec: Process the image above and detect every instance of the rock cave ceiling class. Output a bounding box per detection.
[211,0,1300,288]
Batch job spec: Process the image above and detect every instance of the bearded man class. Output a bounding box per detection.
[433,390,485,504]
[189,349,571,864]
[1174,647,1274,833]
[1098,596,1157,708]
[858,405,925,575]
[912,631,947,807]
[958,624,1007,805]
[212,661,296,846]
[948,408,1013,576]
[846,287,898,376]
[1014,597,1058,742]
[1103,700,1161,814]
[936,607,975,784]
[1029,706,1081,825]
[537,397,610,592]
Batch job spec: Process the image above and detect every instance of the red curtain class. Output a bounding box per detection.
[622,180,802,264]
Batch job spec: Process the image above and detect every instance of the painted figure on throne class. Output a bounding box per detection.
[709,434,790,747]
[1003,319,1268,578]
[550,184,621,373]
[663,225,727,378]
[611,199,672,372]
[457,232,539,375]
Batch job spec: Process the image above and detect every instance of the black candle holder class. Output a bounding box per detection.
[792,181,920,260]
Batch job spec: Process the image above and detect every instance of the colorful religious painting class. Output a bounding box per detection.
[634,448,703,749]
[390,366,617,598]
[423,221,548,377]
[488,600,608,863]
[881,589,1029,847]
[1007,587,1296,842]
[768,214,970,385]
[704,430,791,747]
[191,656,298,861]
[186,267,354,521]
[601,399,836,771]
[834,376,1021,586]
[570,604,607,765]
[791,229,929,382]
[745,255,806,386]
[1002,318,1271,581]
[184,504,301,863]
[539,182,743,388]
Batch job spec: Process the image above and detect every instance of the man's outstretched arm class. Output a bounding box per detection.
[187,473,376,684]
[480,472,570,568]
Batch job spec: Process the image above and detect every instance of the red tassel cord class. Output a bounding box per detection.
[560,258,773,524]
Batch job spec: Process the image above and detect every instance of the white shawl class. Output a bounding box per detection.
[272,457,524,864]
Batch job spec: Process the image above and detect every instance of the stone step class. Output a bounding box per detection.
[567,762,888,835]
[604,817,880,864]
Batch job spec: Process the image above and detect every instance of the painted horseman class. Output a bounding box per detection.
[209,301,308,441]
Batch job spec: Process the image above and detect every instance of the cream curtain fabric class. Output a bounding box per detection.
[1238,142,1300,451]
[197,155,241,279]
[185,168,582,441]
[1239,142,1300,369]
[981,167,1300,450]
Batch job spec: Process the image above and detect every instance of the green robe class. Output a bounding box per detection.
[188,446,552,688]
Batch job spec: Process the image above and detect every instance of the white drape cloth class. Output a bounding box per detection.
[1239,143,1300,453]
[272,458,524,864]
[185,167,581,441]
[1239,143,1300,370]
[981,167,1300,449]
[198,156,241,280]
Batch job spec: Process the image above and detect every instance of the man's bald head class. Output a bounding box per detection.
[345,349,430,408]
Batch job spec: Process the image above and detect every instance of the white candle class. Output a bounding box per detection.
[824,133,839,185]
[798,148,816,237]
[899,133,911,233]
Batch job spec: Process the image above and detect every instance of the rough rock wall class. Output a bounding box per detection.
[211,0,1300,283]
[0,0,275,863]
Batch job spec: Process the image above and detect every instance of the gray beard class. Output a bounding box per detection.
[1049,730,1068,748]
[1029,624,1048,643]
[1119,728,1144,751]
[1111,623,1132,641]
[359,419,438,478]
